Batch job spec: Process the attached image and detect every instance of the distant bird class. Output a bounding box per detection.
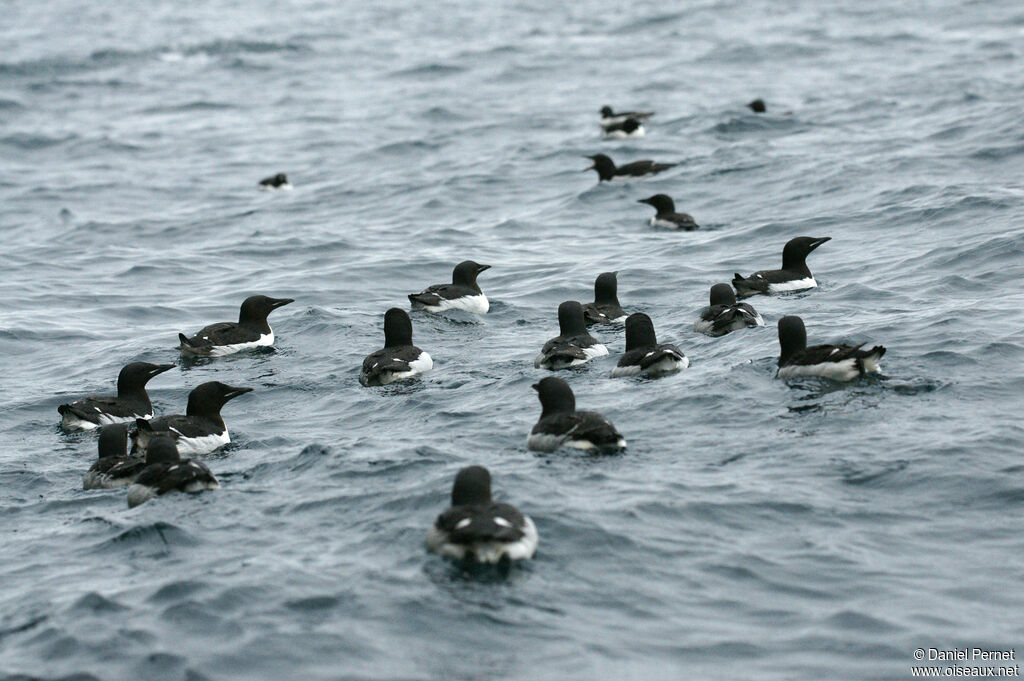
[126,435,219,508]
[527,377,626,452]
[408,261,490,314]
[58,362,175,430]
[748,99,766,113]
[360,308,433,386]
[732,236,831,298]
[425,465,538,564]
[599,105,654,126]
[637,194,699,230]
[694,283,764,336]
[178,295,294,357]
[259,173,291,190]
[777,316,886,381]
[611,313,689,377]
[582,272,626,325]
[535,301,609,370]
[586,154,676,182]
[83,424,144,490]
[131,381,252,455]
[601,117,645,139]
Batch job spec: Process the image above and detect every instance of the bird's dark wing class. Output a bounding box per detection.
[435,503,526,544]
[181,322,259,348]
[361,346,422,380]
[152,460,218,495]
[618,160,675,176]
[102,456,147,480]
[58,396,137,421]
[638,344,685,370]
[570,411,625,448]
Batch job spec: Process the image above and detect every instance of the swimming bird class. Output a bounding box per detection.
[582,272,626,325]
[82,423,145,490]
[527,377,626,452]
[360,308,433,386]
[694,283,764,336]
[535,301,609,370]
[777,315,886,381]
[637,194,699,230]
[586,154,676,182]
[601,117,645,139]
[126,435,219,508]
[58,362,175,430]
[612,313,688,377]
[748,99,766,113]
[131,381,252,455]
[599,106,654,126]
[259,173,291,190]
[732,236,830,297]
[408,261,490,314]
[425,465,538,564]
[178,295,294,357]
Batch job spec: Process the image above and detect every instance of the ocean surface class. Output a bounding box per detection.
[3,1,1024,679]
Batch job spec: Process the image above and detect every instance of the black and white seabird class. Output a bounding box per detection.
[535,301,609,370]
[732,236,831,298]
[126,435,219,508]
[178,295,294,357]
[777,315,886,381]
[601,117,645,139]
[131,381,252,455]
[637,194,699,230]
[612,313,689,377]
[599,105,654,126]
[425,465,538,564]
[360,308,433,386]
[582,272,626,326]
[586,154,676,182]
[527,377,626,452]
[82,423,145,490]
[748,99,766,113]
[259,173,291,190]
[694,283,764,336]
[408,261,490,314]
[58,362,175,430]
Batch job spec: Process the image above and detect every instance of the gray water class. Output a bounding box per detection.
[3,1,1024,679]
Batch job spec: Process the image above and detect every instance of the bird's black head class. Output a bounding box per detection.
[239,295,294,326]
[451,260,490,290]
[620,118,641,133]
[117,362,175,395]
[145,435,181,466]
[593,272,619,306]
[778,315,808,365]
[383,307,413,348]
[97,423,130,460]
[273,173,288,185]
[557,300,588,336]
[748,99,766,113]
[600,106,614,117]
[186,381,253,417]
[624,312,658,351]
[532,376,576,417]
[585,154,616,181]
[781,236,830,274]
[637,194,675,214]
[451,465,492,507]
[709,283,737,306]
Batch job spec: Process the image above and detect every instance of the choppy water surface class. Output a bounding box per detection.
[3,1,1024,679]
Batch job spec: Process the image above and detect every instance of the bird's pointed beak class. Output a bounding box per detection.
[271,298,295,309]
[223,386,254,400]
[531,383,540,392]
[637,198,651,205]
[810,237,832,250]
[152,364,175,376]
[476,264,491,273]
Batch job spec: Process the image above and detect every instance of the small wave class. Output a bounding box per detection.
[389,63,464,79]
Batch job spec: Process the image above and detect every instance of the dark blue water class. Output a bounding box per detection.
[3,1,1024,679]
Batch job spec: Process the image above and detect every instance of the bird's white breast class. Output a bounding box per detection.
[768,277,816,293]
